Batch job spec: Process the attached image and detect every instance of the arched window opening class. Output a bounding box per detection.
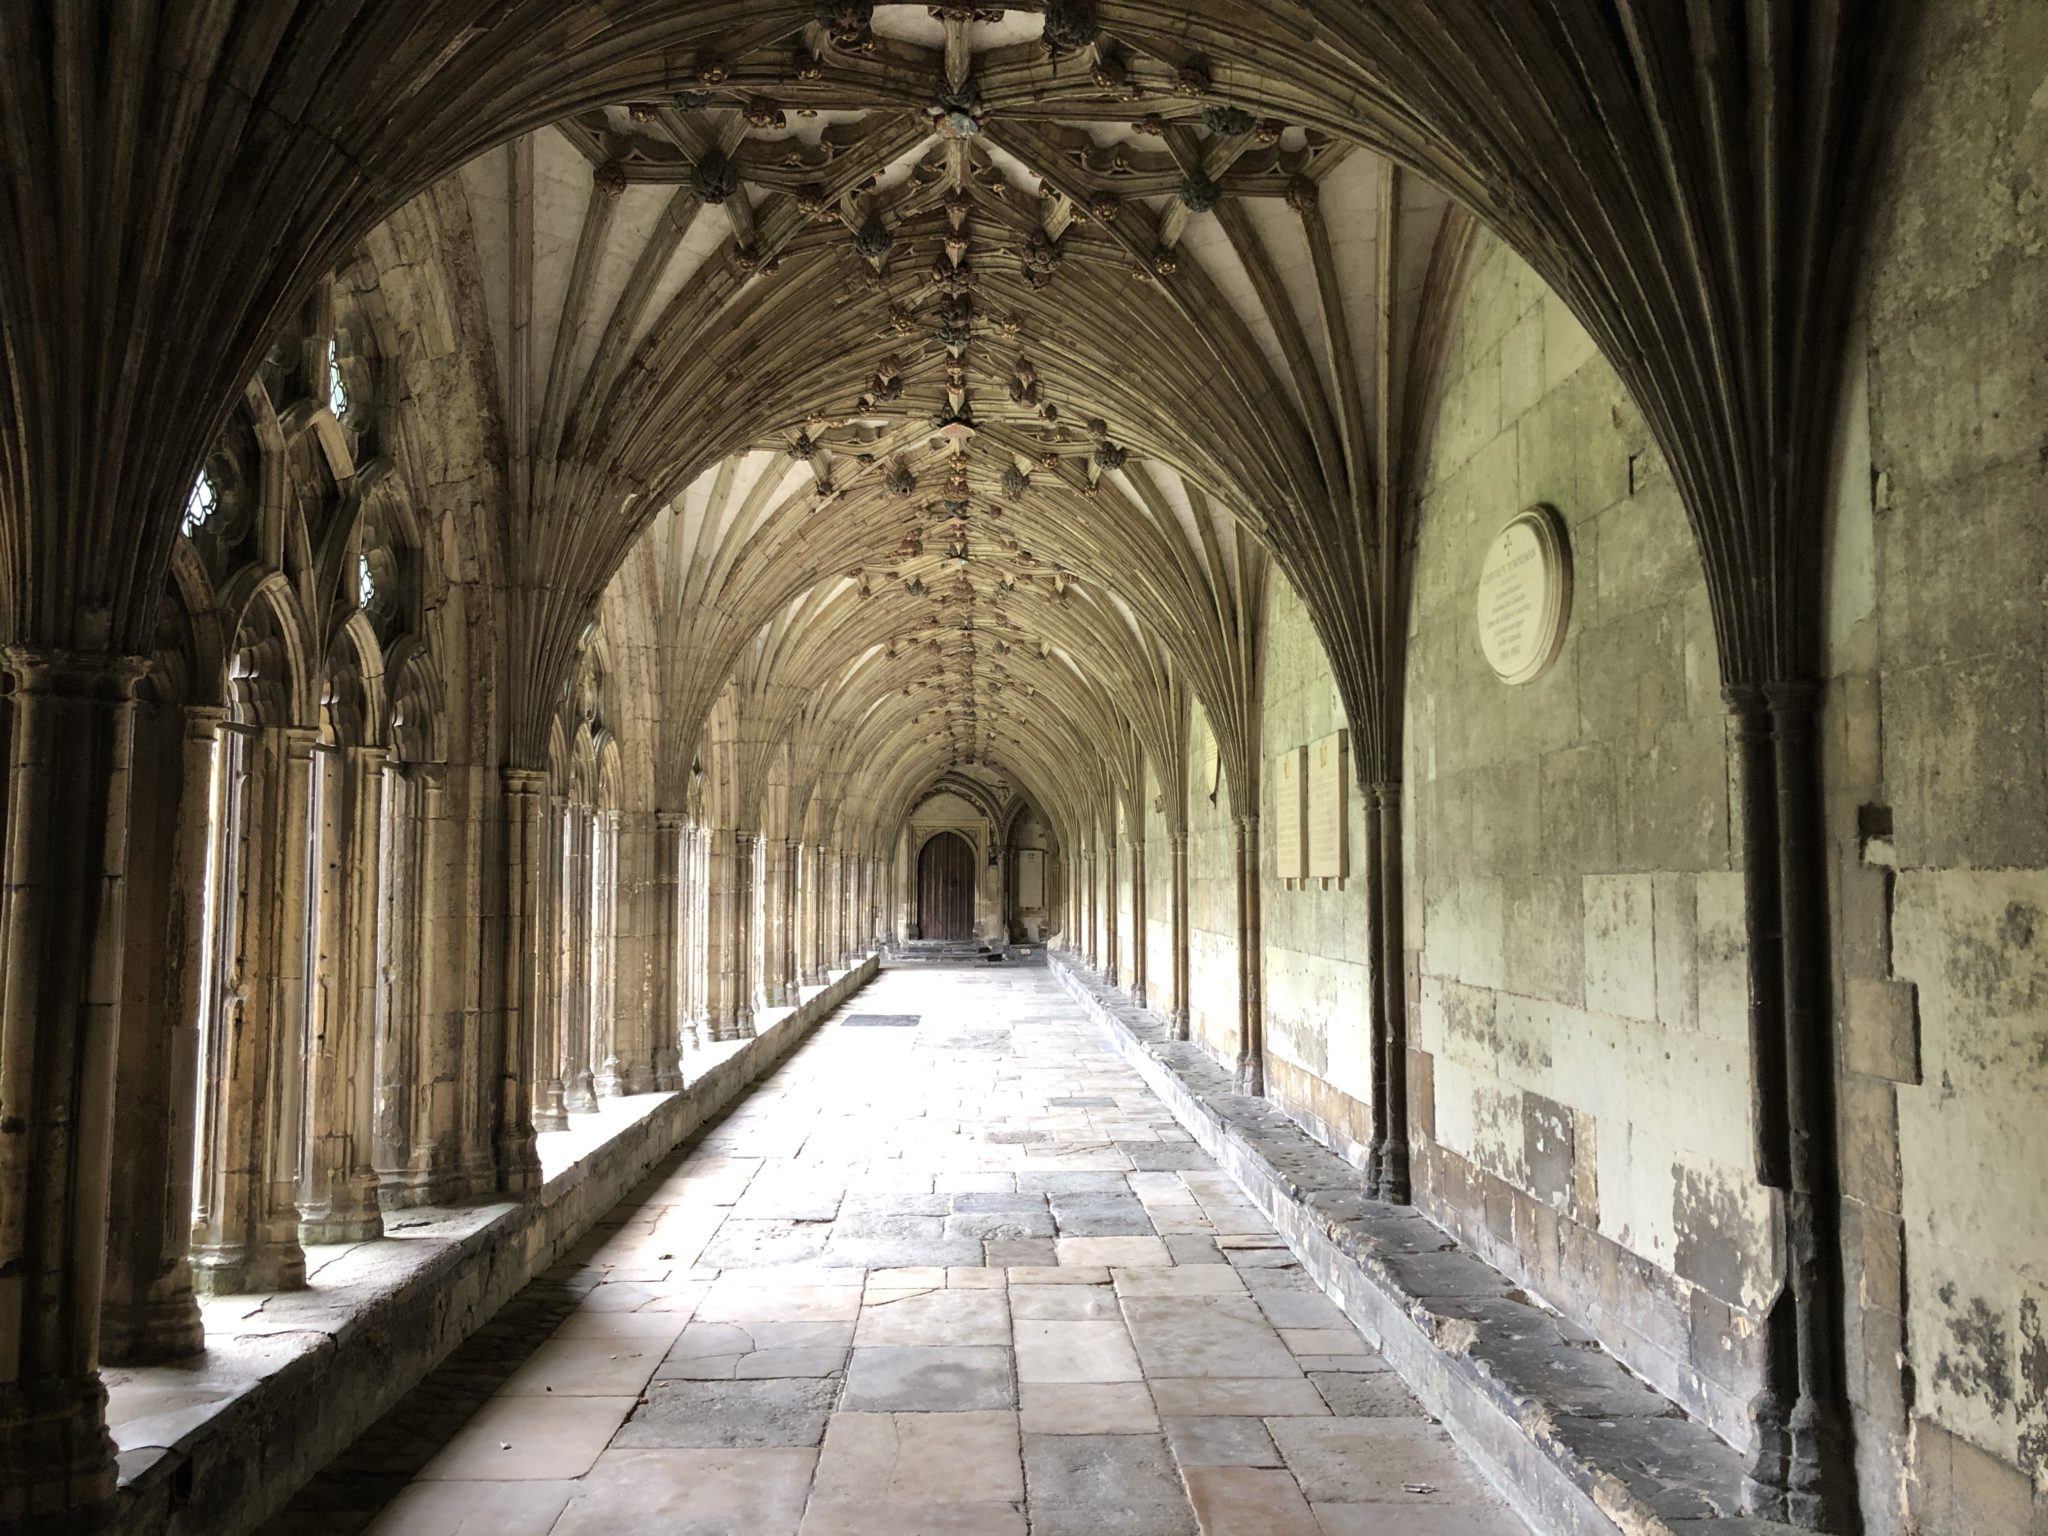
[190,614,314,1295]
[327,337,351,421]
[183,470,218,536]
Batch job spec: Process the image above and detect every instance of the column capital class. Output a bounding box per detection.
[502,765,551,795]
[0,644,149,699]
[655,809,688,832]
[178,702,229,745]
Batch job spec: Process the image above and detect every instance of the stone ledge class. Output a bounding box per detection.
[106,955,881,1536]
[1048,949,1797,1536]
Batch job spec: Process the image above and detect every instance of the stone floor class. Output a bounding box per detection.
[260,961,1531,1536]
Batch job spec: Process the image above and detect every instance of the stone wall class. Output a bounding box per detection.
[1836,2,2048,1525]
[1257,567,1378,1163]
[1402,230,1768,1443]
[1185,702,1242,1062]
[1143,766,1177,1018]
[1005,805,1059,943]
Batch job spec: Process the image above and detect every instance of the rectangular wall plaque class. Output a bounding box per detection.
[1308,728,1349,880]
[1274,745,1307,882]
[1017,848,1045,908]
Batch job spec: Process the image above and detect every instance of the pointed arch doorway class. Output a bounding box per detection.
[916,830,976,940]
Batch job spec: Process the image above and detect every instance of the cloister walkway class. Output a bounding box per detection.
[263,960,1530,1536]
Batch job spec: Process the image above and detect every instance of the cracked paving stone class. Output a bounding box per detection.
[257,963,1528,1536]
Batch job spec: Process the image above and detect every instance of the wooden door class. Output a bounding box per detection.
[916,831,975,939]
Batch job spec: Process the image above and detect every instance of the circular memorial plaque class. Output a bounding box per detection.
[1476,504,1571,685]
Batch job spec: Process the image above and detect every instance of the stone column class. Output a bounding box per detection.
[806,842,830,983]
[0,649,148,1529]
[498,769,551,1174]
[531,793,570,1130]
[1105,835,1121,985]
[373,763,423,1198]
[595,810,627,1097]
[1085,841,1099,967]
[1369,783,1410,1203]
[1170,831,1190,1039]
[1073,847,1089,958]
[687,824,712,1048]
[784,837,803,996]
[651,812,685,1090]
[188,723,313,1295]
[704,826,734,1041]
[561,805,597,1111]
[300,744,385,1243]
[863,850,874,953]
[835,848,852,966]
[732,831,758,1036]
[1130,838,1148,1007]
[102,699,215,1364]
[1234,813,1264,1096]
[444,766,499,1199]
[757,831,778,1011]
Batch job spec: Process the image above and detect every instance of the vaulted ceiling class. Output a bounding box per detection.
[0,0,1895,847]
[452,3,1456,838]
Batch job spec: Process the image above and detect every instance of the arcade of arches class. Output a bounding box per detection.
[0,3,2044,1533]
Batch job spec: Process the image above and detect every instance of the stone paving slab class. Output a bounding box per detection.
[1050,949,1802,1536]
[256,960,1531,1536]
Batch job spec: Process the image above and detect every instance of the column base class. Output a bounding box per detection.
[731,1005,757,1040]
[652,1048,683,1092]
[595,1058,626,1098]
[564,1073,599,1113]
[1741,1393,1848,1531]
[1374,1139,1411,1204]
[189,1238,308,1296]
[459,1150,502,1201]
[298,1212,386,1244]
[0,1375,118,1534]
[98,1289,205,1366]
[1171,1007,1190,1042]
[1234,1052,1264,1097]
[535,1078,570,1132]
[496,1126,544,1194]
[300,1169,386,1243]
[376,1156,472,1210]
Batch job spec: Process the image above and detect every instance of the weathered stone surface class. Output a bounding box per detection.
[841,1347,1018,1412]
[1021,1433,1196,1536]
[615,1378,838,1449]
[262,965,1527,1536]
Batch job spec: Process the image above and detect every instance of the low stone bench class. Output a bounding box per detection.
[107,955,882,1536]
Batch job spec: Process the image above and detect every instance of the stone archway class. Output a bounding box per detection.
[916,831,976,941]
